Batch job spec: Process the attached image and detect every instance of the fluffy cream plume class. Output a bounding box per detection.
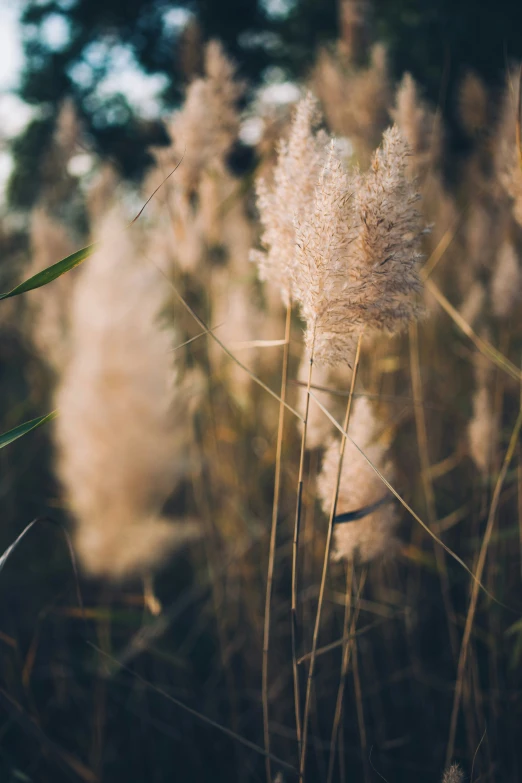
[293,126,424,365]
[312,43,390,163]
[251,93,326,304]
[441,764,464,783]
[160,40,243,191]
[209,196,263,404]
[146,41,245,278]
[458,71,488,136]
[55,210,199,578]
[391,73,442,176]
[491,240,521,318]
[495,68,522,225]
[317,396,398,563]
[25,209,76,373]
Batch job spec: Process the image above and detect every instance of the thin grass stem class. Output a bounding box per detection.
[292,328,316,764]
[308,389,512,607]
[425,278,522,383]
[299,333,363,780]
[409,322,459,662]
[445,403,522,765]
[263,301,292,783]
[326,564,367,783]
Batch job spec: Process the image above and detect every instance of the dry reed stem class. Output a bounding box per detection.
[445,404,522,765]
[425,278,522,382]
[518,433,522,580]
[299,333,363,780]
[153,262,303,421]
[297,615,396,663]
[91,644,298,775]
[421,211,467,280]
[409,321,459,662]
[192,407,243,764]
[326,565,367,783]
[262,301,292,783]
[292,329,316,763]
[308,389,506,603]
[352,602,370,783]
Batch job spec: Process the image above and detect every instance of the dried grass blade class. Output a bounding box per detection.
[424,279,521,382]
[308,389,514,609]
[445,405,522,765]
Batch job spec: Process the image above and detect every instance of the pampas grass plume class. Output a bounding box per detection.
[252,92,326,304]
[293,125,424,365]
[317,396,398,563]
[26,208,76,373]
[441,764,464,783]
[55,210,200,578]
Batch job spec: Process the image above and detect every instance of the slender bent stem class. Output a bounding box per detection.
[409,322,459,663]
[299,333,363,780]
[292,330,316,765]
[445,404,522,766]
[263,302,292,783]
[326,564,367,783]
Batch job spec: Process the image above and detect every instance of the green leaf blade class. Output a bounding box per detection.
[0,244,96,301]
[0,411,57,449]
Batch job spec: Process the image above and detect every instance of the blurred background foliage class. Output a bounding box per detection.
[8,0,522,208]
[2,2,522,782]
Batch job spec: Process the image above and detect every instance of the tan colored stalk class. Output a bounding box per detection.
[299,333,363,780]
[262,301,292,783]
[425,278,522,383]
[518,438,522,580]
[409,321,459,661]
[326,564,367,783]
[157,267,302,421]
[352,606,370,783]
[446,404,522,765]
[309,388,502,599]
[292,329,316,762]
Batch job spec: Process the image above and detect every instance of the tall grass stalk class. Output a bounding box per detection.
[409,321,459,661]
[352,594,370,783]
[326,564,367,783]
[292,328,316,762]
[262,301,292,783]
[446,403,522,765]
[309,388,499,600]
[425,278,522,383]
[299,332,363,779]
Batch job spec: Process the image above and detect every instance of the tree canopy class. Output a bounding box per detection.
[8,0,522,208]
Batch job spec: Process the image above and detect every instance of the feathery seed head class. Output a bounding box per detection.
[251,92,327,304]
[55,210,199,578]
[318,397,399,563]
[293,125,424,365]
[441,764,464,783]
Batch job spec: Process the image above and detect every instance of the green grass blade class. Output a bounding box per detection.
[0,244,95,301]
[0,518,41,574]
[0,411,57,449]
